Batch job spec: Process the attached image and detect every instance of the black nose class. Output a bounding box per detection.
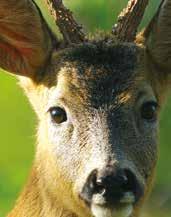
[80,166,142,205]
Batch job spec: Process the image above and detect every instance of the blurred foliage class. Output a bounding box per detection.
[0,0,171,216]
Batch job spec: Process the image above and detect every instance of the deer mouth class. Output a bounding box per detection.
[89,191,134,217]
[91,203,133,217]
[80,168,144,217]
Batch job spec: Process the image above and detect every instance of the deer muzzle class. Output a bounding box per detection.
[80,165,143,216]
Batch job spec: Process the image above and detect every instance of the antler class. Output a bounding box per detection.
[45,0,86,44]
[112,0,149,42]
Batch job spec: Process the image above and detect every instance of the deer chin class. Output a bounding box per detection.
[90,192,135,217]
[91,204,133,217]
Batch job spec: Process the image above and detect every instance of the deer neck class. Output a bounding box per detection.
[7,167,77,217]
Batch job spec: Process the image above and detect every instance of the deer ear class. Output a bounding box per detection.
[142,0,171,72]
[0,0,54,80]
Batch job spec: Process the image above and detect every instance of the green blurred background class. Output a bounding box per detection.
[0,0,171,216]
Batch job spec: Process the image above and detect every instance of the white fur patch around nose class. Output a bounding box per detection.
[91,204,133,217]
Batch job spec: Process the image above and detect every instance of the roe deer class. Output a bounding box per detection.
[0,0,171,217]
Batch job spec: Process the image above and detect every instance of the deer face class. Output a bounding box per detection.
[23,42,159,217]
[0,1,171,217]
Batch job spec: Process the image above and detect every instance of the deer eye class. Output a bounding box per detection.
[141,101,158,121]
[49,107,67,124]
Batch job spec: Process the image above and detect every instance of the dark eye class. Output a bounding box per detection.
[141,101,158,121]
[49,107,67,124]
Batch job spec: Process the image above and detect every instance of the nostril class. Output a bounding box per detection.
[89,171,97,189]
[95,178,106,195]
[123,169,143,202]
[80,170,98,204]
[123,169,137,191]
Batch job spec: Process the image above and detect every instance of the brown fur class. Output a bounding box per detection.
[0,1,171,217]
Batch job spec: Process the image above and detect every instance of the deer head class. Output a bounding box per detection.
[0,1,170,217]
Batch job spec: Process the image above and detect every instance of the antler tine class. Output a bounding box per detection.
[112,0,149,42]
[46,0,86,44]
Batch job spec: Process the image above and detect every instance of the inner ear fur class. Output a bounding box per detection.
[0,0,55,80]
[142,0,171,73]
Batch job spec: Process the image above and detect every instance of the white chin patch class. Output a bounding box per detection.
[91,204,133,217]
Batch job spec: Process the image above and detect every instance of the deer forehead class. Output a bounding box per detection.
[53,43,142,97]
[24,42,152,115]
[47,42,149,108]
